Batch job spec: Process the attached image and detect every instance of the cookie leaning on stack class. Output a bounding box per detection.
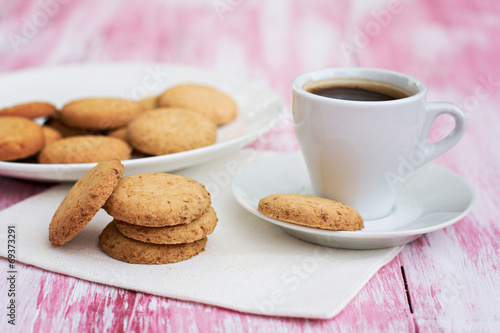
[100,173,217,264]
[49,159,124,246]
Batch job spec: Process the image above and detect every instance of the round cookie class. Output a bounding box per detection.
[107,127,128,142]
[114,206,218,244]
[258,193,364,231]
[157,84,237,125]
[127,108,217,155]
[138,95,158,110]
[103,173,211,227]
[0,102,56,118]
[61,98,144,130]
[38,135,131,164]
[44,113,108,137]
[0,116,45,161]
[99,222,207,264]
[42,126,62,145]
[49,159,124,246]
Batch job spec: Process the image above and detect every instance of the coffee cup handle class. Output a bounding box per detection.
[416,102,467,167]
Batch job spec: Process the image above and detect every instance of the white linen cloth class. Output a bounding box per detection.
[0,150,402,319]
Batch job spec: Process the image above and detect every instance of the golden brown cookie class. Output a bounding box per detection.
[138,96,158,110]
[61,98,144,130]
[0,116,45,161]
[103,173,211,227]
[114,206,218,244]
[49,160,124,246]
[107,127,128,142]
[258,193,364,231]
[42,126,62,145]
[38,136,131,164]
[157,84,237,125]
[0,102,56,118]
[99,221,207,264]
[45,115,87,137]
[45,112,109,137]
[127,108,217,155]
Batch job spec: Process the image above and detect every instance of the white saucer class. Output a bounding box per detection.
[232,151,475,249]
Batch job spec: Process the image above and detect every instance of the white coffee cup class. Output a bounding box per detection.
[292,68,467,220]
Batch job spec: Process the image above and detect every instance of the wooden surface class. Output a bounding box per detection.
[1,0,499,331]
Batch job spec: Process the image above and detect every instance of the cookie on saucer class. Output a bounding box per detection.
[49,159,124,246]
[258,193,364,231]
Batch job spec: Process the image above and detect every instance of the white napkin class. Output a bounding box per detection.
[0,150,402,319]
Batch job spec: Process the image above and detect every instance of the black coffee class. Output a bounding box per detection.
[308,83,409,102]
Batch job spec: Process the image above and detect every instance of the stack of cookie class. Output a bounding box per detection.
[99,173,217,264]
[48,160,217,265]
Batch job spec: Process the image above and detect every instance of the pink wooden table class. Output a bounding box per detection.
[1,0,499,331]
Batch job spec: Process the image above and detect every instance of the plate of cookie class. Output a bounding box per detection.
[0,63,286,182]
[232,151,475,249]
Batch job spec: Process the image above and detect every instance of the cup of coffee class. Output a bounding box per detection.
[292,68,467,220]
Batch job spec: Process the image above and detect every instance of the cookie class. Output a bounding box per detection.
[45,113,109,137]
[127,108,217,155]
[0,116,45,161]
[0,102,56,118]
[99,221,207,264]
[38,135,131,164]
[114,206,218,244]
[61,98,144,130]
[138,96,158,110]
[258,193,364,231]
[157,84,237,125]
[103,173,211,227]
[107,127,128,142]
[49,160,124,246]
[42,126,62,145]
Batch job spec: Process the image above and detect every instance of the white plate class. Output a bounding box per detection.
[232,151,475,249]
[0,63,285,182]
